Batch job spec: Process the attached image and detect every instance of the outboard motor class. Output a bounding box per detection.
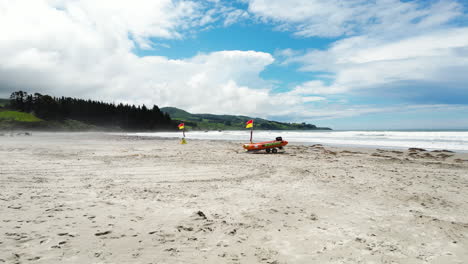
[275,136,283,141]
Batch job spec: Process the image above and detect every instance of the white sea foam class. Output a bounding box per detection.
[128,130,468,152]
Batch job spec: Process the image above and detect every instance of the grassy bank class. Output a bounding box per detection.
[0,110,43,122]
[0,110,97,131]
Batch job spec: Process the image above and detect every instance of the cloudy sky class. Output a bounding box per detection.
[1,0,468,129]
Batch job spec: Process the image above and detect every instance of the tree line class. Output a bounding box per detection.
[9,91,176,130]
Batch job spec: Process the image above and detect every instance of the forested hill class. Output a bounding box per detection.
[161,107,331,130]
[2,91,175,131]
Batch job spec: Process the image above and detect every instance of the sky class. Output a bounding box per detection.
[1,0,468,130]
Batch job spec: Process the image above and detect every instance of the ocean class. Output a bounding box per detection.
[128,130,468,152]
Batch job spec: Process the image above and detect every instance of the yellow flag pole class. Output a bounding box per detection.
[180,122,187,144]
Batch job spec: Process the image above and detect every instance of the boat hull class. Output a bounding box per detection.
[243,140,288,151]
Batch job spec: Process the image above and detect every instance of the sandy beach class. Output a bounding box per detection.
[1,132,467,264]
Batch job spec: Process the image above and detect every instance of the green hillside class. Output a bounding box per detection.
[0,110,43,122]
[161,107,331,131]
[162,107,193,120]
[0,110,97,131]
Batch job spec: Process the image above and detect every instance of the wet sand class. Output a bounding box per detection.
[1,132,468,263]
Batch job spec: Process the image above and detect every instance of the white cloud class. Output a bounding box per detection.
[287,103,468,122]
[247,0,463,38]
[291,80,344,95]
[286,27,468,97]
[301,96,326,103]
[223,9,250,27]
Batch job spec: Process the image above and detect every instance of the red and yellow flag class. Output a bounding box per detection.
[245,120,253,128]
[178,123,185,130]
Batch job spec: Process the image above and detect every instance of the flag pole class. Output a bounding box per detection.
[179,122,187,144]
[246,119,253,143]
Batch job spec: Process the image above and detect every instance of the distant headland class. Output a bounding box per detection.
[161,107,331,131]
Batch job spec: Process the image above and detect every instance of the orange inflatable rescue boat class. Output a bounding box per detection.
[243,137,288,153]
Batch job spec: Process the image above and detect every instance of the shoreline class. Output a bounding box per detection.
[125,130,468,153]
[121,133,468,154]
[3,130,468,154]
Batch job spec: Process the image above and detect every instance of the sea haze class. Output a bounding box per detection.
[127,130,468,152]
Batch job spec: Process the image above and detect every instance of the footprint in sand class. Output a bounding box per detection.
[95,231,112,236]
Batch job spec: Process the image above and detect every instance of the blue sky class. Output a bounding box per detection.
[1,0,468,129]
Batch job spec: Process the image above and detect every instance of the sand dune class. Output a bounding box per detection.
[1,133,467,263]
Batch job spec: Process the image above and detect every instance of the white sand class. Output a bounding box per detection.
[1,132,467,263]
